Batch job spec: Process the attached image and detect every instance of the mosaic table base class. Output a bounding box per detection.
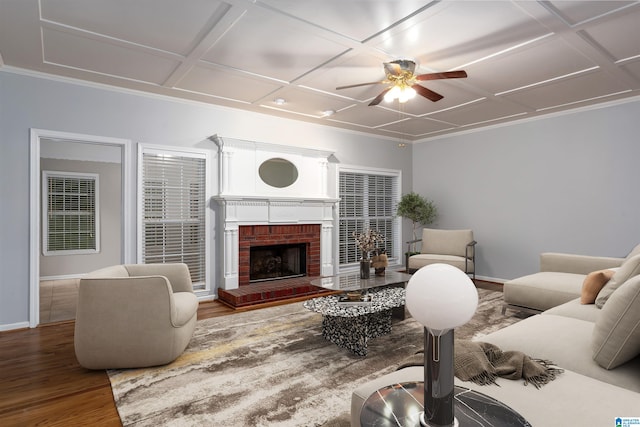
[303,287,405,356]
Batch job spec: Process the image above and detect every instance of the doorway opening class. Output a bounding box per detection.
[29,130,132,327]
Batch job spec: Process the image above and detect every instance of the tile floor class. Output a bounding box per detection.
[39,279,80,323]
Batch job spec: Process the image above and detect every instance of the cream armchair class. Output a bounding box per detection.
[406,228,476,279]
[74,263,199,370]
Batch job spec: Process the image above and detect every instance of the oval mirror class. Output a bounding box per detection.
[258,157,299,188]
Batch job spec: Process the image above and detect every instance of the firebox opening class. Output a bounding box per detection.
[250,243,307,283]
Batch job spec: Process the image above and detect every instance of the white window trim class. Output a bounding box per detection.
[42,170,100,256]
[137,144,211,294]
[336,164,402,271]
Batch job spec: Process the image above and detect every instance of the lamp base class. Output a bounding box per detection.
[423,328,456,426]
[420,413,459,427]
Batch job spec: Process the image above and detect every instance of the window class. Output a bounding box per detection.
[42,171,99,255]
[140,149,207,289]
[338,168,400,266]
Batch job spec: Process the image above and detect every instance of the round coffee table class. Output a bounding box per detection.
[360,381,531,426]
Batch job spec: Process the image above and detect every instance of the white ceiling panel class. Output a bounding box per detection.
[379,117,455,137]
[201,6,350,83]
[257,86,355,118]
[1,0,639,141]
[466,37,597,94]
[329,105,410,129]
[429,99,530,127]
[500,69,632,110]
[544,1,635,26]
[40,0,228,56]
[258,0,434,42]
[621,60,640,82]
[374,1,550,71]
[42,27,180,84]
[175,64,284,102]
[579,8,640,61]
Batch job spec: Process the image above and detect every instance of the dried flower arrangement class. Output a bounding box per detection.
[352,229,385,256]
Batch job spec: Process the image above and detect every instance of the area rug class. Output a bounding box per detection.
[108,288,523,427]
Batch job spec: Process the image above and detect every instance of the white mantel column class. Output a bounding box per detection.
[220,150,234,195]
[319,159,328,196]
[321,222,334,276]
[222,223,239,290]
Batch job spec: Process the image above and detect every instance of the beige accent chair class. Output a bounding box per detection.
[406,228,476,279]
[74,263,199,370]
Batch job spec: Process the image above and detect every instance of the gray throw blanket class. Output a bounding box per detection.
[398,340,563,389]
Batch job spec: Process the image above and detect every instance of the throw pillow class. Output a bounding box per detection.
[595,254,640,308]
[580,269,615,304]
[592,275,640,369]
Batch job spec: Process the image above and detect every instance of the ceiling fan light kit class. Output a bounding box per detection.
[337,60,467,107]
[384,84,417,103]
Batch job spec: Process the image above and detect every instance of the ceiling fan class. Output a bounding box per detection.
[336,60,467,106]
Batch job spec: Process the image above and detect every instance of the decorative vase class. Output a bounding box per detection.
[360,254,371,279]
[372,253,388,276]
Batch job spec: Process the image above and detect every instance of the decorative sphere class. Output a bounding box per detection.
[405,263,478,333]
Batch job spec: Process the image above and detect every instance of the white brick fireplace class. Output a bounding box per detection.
[212,136,338,291]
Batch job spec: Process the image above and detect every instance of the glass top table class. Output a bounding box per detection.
[360,381,531,426]
[310,270,413,291]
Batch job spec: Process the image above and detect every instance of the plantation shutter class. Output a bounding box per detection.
[141,152,206,288]
[338,170,399,266]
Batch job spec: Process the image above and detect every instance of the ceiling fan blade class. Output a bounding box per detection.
[369,88,392,106]
[412,84,444,102]
[336,80,386,90]
[415,70,467,81]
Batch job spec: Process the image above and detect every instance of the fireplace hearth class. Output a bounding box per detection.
[250,243,307,282]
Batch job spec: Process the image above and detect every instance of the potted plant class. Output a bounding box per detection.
[396,192,437,269]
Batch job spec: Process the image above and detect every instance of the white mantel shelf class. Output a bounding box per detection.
[213,195,340,203]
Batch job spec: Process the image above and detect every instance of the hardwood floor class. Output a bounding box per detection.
[0,280,501,426]
[0,300,233,426]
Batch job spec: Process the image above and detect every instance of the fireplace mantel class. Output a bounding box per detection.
[213,196,339,224]
[212,136,338,291]
[214,197,337,290]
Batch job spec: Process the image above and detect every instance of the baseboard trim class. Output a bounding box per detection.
[0,321,30,332]
[40,274,85,281]
[475,275,506,284]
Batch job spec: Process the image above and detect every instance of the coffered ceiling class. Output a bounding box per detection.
[1,0,639,141]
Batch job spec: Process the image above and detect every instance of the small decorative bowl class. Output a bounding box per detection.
[346,291,362,301]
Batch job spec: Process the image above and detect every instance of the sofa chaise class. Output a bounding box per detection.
[502,253,632,314]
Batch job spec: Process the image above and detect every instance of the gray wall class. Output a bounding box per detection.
[39,158,122,277]
[0,70,413,328]
[412,99,640,281]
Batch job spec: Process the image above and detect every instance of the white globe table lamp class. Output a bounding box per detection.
[405,264,478,427]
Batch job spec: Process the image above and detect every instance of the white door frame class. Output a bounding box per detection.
[29,129,133,327]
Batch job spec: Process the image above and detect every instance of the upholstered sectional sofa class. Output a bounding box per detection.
[351,248,640,426]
